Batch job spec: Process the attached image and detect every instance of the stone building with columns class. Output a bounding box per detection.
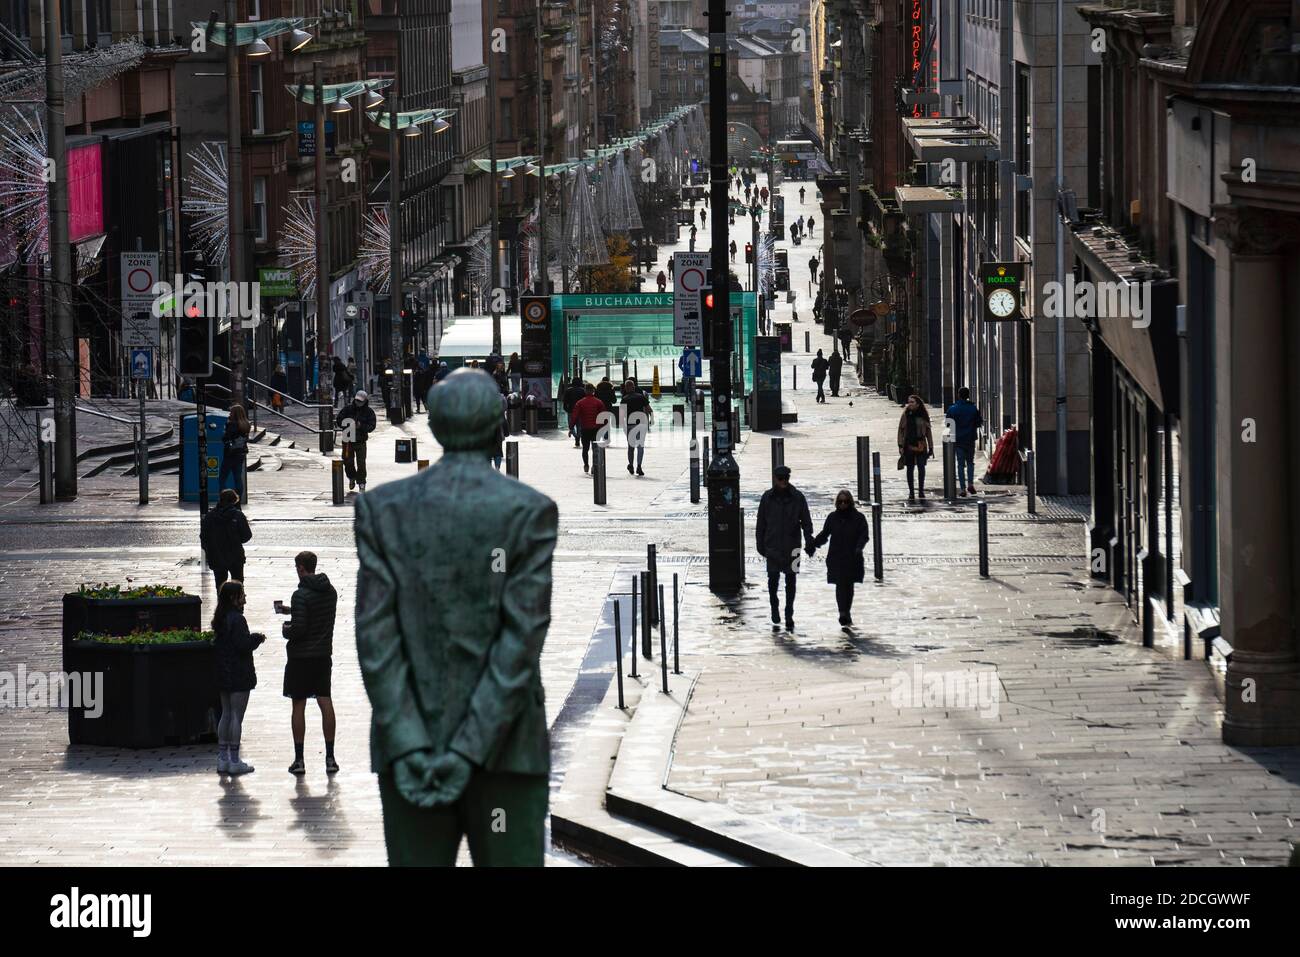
[1077,0,1300,745]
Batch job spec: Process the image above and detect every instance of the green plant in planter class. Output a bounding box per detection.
[76,583,188,600]
[75,628,214,645]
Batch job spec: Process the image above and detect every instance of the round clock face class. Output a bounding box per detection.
[987,288,1017,318]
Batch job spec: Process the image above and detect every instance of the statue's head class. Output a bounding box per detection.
[428,368,500,451]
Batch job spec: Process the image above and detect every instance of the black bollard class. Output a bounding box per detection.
[647,544,660,626]
[37,432,54,505]
[978,498,990,578]
[613,600,626,708]
[332,459,345,505]
[658,583,669,693]
[593,444,607,504]
[872,501,884,581]
[805,330,810,353]
[943,439,956,502]
[872,450,883,503]
[856,436,870,502]
[506,440,519,478]
[1025,448,1037,515]
[690,440,701,503]
[640,571,652,658]
[672,573,681,674]
[629,576,639,677]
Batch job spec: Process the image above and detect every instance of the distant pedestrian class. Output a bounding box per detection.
[808,255,819,284]
[689,225,697,251]
[379,355,393,411]
[828,349,843,397]
[667,257,675,280]
[493,364,509,395]
[700,208,706,227]
[491,407,506,470]
[898,394,934,502]
[572,383,607,474]
[281,550,338,776]
[213,579,265,776]
[507,352,523,394]
[434,360,450,383]
[562,377,586,447]
[811,349,829,403]
[657,269,667,292]
[838,324,853,361]
[220,404,250,500]
[755,465,814,630]
[332,357,351,407]
[412,362,431,414]
[796,215,804,232]
[346,358,358,399]
[595,376,617,411]
[946,386,985,497]
[620,378,653,476]
[201,488,252,591]
[799,186,806,203]
[270,364,288,411]
[813,289,824,321]
[809,490,870,628]
[337,390,377,492]
[807,215,815,234]
[729,240,737,262]
[760,185,768,204]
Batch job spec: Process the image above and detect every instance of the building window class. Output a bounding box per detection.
[95,0,111,35]
[249,64,264,134]
[252,177,268,241]
[248,0,261,20]
[500,99,513,140]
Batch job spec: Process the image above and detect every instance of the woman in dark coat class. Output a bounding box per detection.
[897,394,935,502]
[220,404,251,500]
[213,580,265,775]
[810,489,871,628]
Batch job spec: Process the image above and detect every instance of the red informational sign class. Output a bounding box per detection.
[67,144,103,242]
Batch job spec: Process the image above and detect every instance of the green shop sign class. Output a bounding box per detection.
[258,268,297,297]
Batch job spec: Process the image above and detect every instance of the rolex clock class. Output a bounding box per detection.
[979,262,1026,322]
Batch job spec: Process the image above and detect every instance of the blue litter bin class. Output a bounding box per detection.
[179,412,228,502]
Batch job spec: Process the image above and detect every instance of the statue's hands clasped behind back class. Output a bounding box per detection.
[393,749,473,808]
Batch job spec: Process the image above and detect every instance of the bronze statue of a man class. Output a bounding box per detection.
[355,368,557,866]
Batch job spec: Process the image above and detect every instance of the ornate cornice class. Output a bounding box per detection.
[1212,204,1300,255]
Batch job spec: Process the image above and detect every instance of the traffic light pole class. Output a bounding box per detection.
[706,0,742,594]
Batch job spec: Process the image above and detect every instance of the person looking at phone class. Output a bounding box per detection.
[280,551,339,775]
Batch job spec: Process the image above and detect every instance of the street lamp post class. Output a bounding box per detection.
[488,28,502,355]
[45,0,75,498]
[535,1,547,295]
[314,61,333,443]
[706,0,742,593]
[226,0,246,406]
[389,85,405,424]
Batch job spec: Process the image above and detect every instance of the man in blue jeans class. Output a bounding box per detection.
[945,387,984,497]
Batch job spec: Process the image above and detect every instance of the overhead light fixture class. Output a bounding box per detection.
[432,118,451,134]
[332,95,352,113]
[289,28,313,51]
[247,37,273,56]
[523,161,538,174]
[364,89,385,109]
[501,165,517,179]
[403,122,423,137]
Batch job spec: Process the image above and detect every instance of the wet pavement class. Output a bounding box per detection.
[1,174,1297,865]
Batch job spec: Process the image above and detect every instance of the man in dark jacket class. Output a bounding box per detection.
[755,466,814,629]
[337,390,378,492]
[200,488,252,590]
[945,386,984,496]
[595,376,617,410]
[282,550,339,775]
[828,349,844,397]
[811,349,829,403]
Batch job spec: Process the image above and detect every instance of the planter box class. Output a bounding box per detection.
[62,593,216,748]
[65,639,220,748]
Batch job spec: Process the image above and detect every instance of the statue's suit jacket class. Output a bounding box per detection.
[355,454,557,776]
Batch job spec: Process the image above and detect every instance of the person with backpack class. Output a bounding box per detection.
[620,378,653,476]
[281,550,339,776]
[828,348,843,398]
[220,404,251,500]
[201,488,252,591]
[755,466,814,630]
[811,349,829,403]
[946,386,985,497]
[897,394,935,501]
[809,490,871,628]
[213,579,266,776]
[337,390,377,492]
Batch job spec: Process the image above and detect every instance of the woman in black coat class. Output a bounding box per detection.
[213,580,265,776]
[810,489,871,628]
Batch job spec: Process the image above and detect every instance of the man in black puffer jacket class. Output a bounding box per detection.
[281,550,339,775]
[755,465,814,630]
[200,489,252,590]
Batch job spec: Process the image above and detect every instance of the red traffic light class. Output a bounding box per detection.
[703,292,714,310]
